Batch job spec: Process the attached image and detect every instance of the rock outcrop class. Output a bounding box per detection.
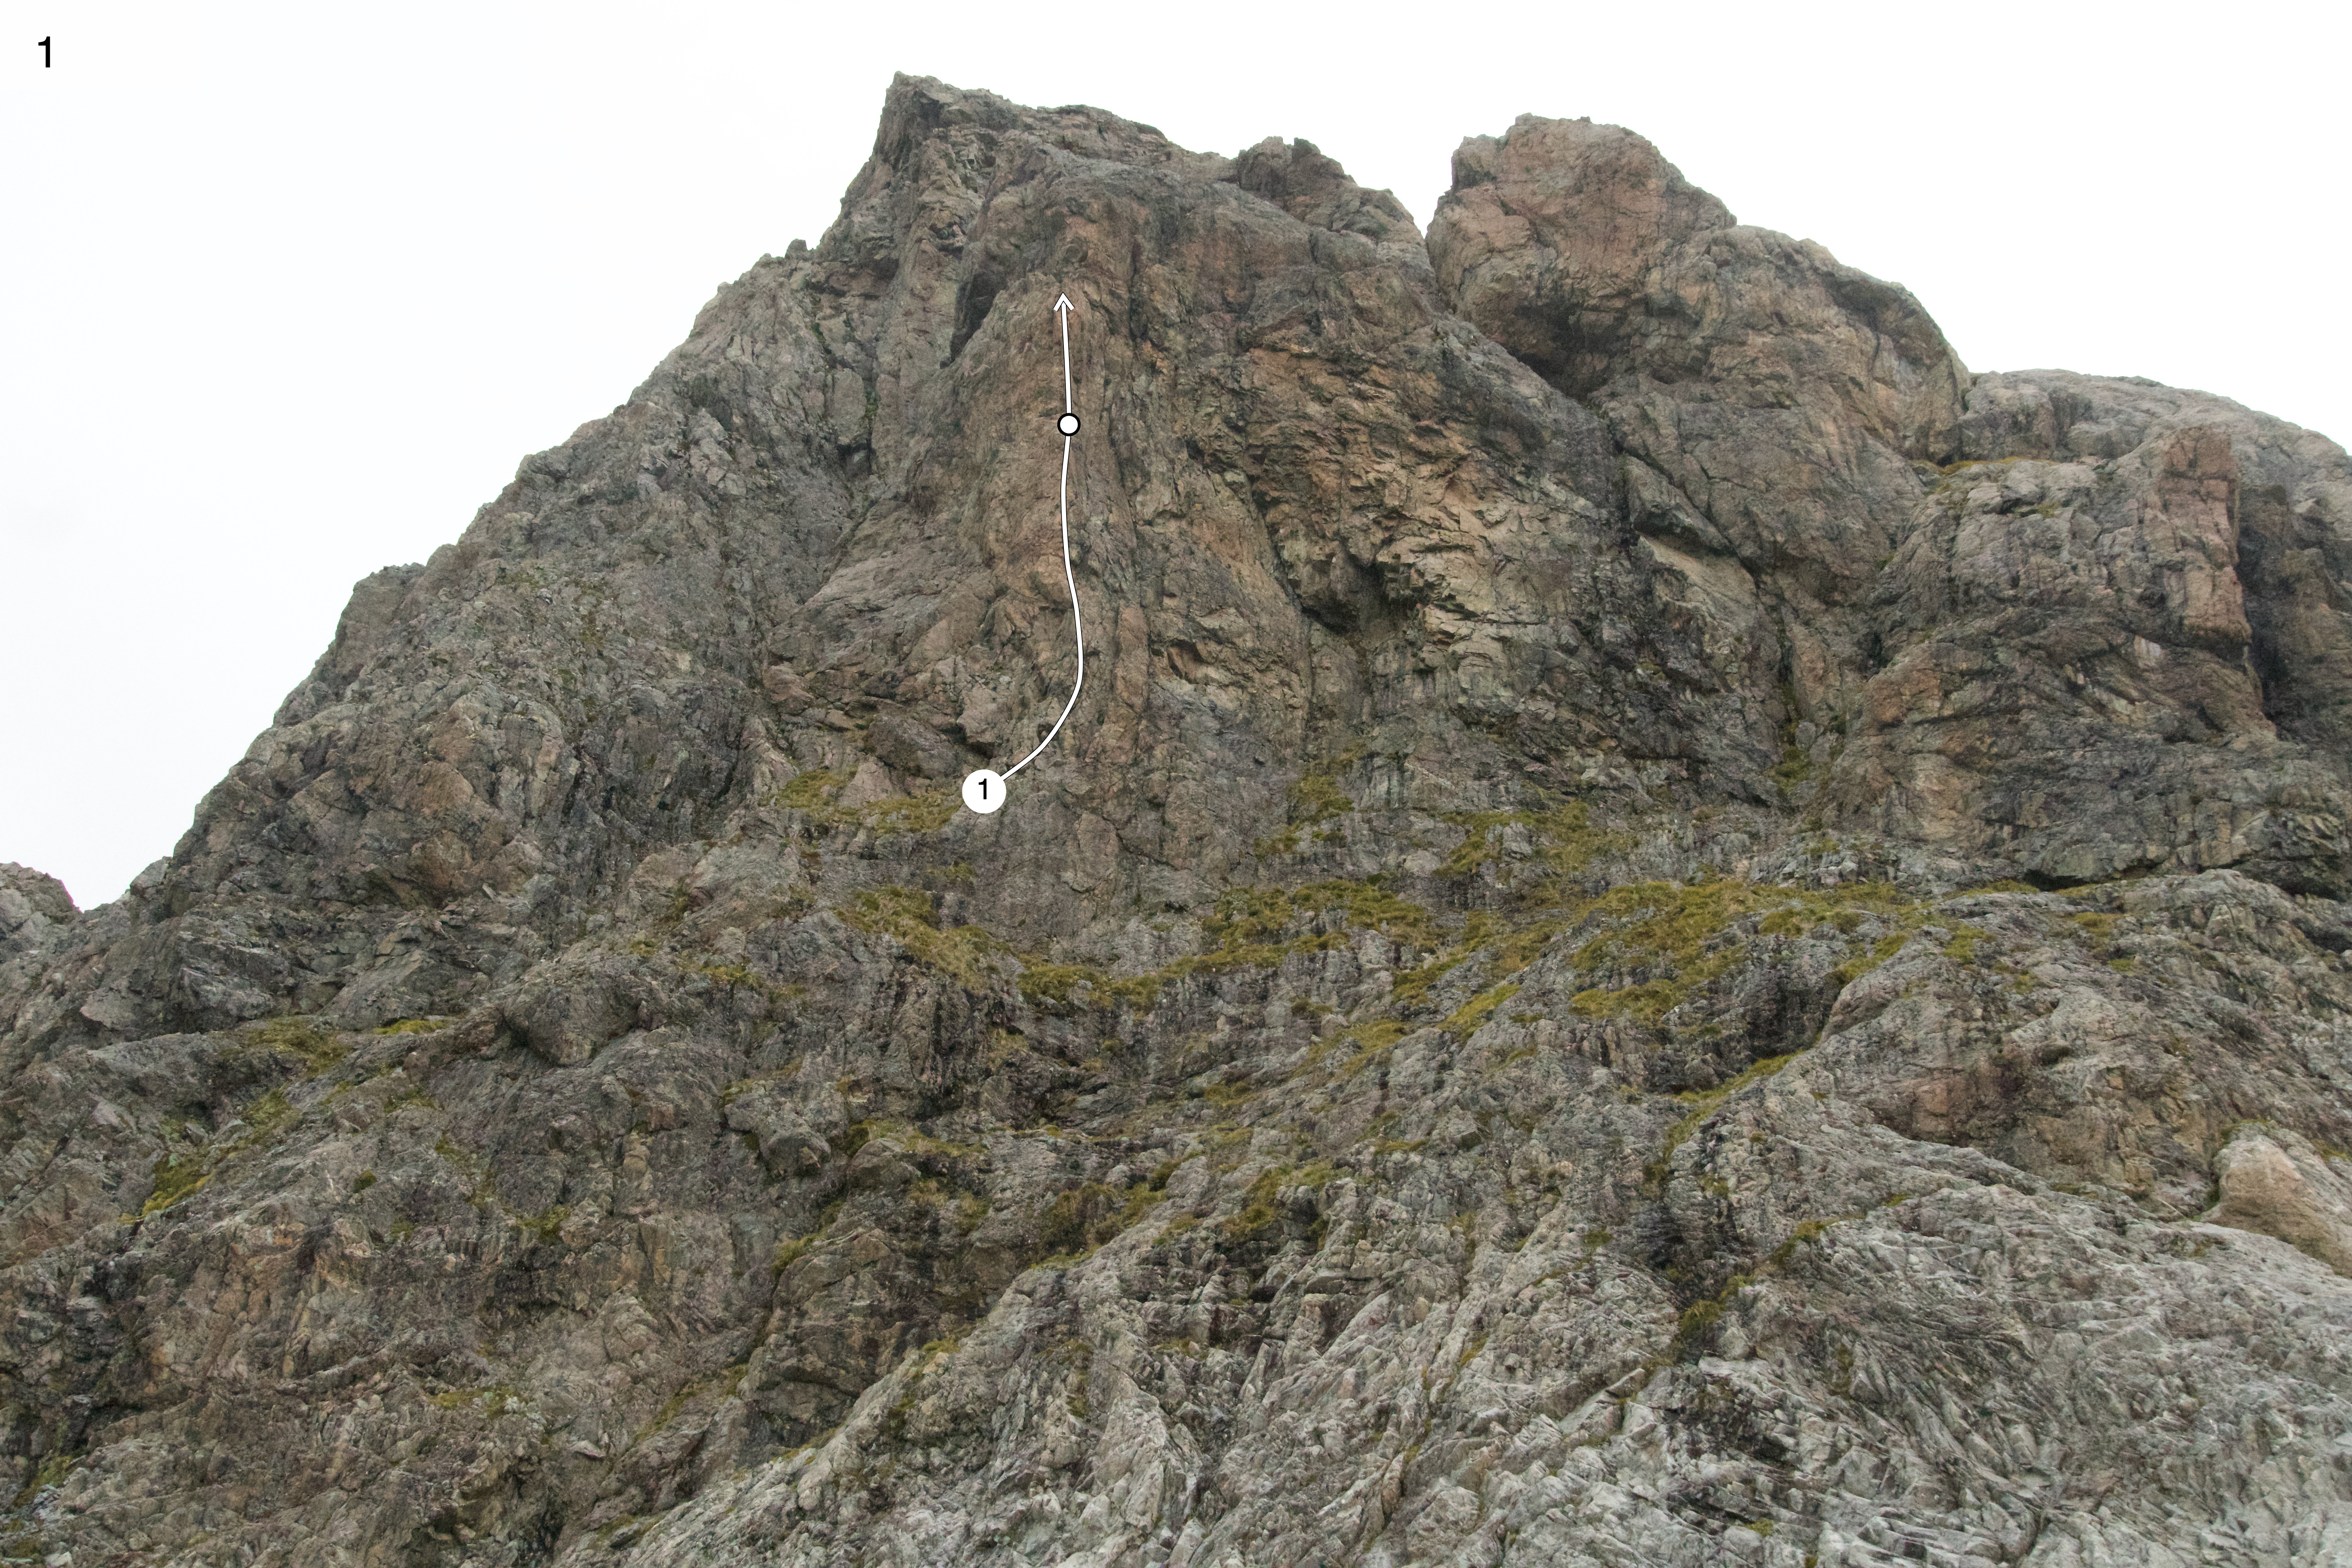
[2,77,2348,1568]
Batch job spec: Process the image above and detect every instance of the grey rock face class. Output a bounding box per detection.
[0,865,74,950]
[2,76,2349,1568]
[1834,374,2352,896]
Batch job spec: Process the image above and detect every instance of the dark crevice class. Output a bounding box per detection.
[948,267,1004,361]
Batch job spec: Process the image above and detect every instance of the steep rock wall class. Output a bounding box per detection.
[1,76,2349,1568]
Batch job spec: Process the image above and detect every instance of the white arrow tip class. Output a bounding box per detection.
[1054,292,1074,312]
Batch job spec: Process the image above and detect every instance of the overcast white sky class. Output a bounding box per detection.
[5,0,2346,909]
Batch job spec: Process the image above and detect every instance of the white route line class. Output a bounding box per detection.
[1060,293,1075,414]
[1004,295,1083,780]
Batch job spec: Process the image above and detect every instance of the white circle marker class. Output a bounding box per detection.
[1056,412,1080,437]
[962,769,1007,815]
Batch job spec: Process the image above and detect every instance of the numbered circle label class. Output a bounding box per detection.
[961,770,1007,815]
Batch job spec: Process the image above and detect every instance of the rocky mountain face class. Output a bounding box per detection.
[4,75,2351,1568]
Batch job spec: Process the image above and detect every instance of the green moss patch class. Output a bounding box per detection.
[1036,1172,1171,1260]
[1019,877,1443,1016]
[1645,1051,1805,1190]
[855,792,959,834]
[776,769,956,835]
[1570,878,1926,1024]
[845,886,1008,989]
[238,1017,349,1074]
[141,1087,305,1216]
[1438,799,1615,882]
[777,768,850,811]
[1221,1166,1295,1240]
[1443,982,1521,1038]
